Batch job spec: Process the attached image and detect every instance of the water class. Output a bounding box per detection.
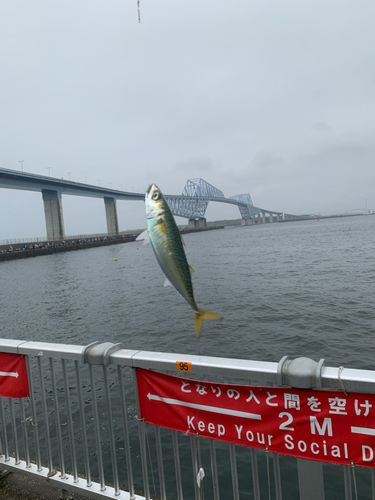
[1,215,375,499]
[1,215,375,369]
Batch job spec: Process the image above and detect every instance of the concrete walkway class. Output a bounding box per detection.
[0,472,90,500]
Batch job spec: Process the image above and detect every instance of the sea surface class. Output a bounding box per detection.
[1,215,375,499]
[1,215,375,369]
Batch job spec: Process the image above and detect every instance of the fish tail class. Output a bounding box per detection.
[194,308,222,338]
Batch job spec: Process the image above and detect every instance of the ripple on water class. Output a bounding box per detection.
[1,216,375,368]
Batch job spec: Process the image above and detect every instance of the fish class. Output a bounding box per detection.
[145,183,222,337]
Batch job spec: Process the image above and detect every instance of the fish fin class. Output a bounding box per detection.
[157,222,167,234]
[136,229,150,245]
[155,217,167,234]
[189,265,194,275]
[194,308,223,338]
[163,278,173,287]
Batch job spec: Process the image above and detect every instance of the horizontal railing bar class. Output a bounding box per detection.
[2,339,375,394]
[0,339,30,352]
[0,339,84,359]
[322,367,375,393]
[115,349,278,380]
[0,458,146,500]
[112,351,375,394]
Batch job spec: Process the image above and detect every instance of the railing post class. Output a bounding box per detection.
[81,342,123,493]
[278,356,326,500]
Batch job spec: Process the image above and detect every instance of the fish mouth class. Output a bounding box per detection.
[146,184,154,194]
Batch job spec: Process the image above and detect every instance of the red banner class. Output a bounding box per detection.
[136,368,375,468]
[0,352,29,398]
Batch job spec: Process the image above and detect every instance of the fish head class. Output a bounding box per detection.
[145,184,166,219]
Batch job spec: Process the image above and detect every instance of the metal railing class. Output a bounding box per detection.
[0,231,141,247]
[1,339,375,500]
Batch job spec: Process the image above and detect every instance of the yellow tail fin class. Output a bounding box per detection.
[194,308,222,338]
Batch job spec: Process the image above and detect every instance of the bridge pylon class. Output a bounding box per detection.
[165,178,224,221]
[229,193,260,219]
[165,178,268,222]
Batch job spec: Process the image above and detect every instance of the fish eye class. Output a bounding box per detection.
[152,191,160,200]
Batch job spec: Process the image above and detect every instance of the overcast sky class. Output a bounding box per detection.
[1,0,375,239]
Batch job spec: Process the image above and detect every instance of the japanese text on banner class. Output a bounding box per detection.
[136,368,375,468]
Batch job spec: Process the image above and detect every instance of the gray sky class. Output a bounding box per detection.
[1,0,375,239]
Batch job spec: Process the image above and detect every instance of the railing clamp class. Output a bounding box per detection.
[277,356,325,389]
[81,342,123,366]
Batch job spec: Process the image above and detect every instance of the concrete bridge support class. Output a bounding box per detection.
[42,189,65,241]
[104,197,119,236]
[262,212,266,223]
[241,218,256,225]
[270,214,274,223]
[188,218,207,229]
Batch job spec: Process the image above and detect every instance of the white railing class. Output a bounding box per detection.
[1,339,374,500]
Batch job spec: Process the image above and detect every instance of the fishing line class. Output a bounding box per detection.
[137,0,141,23]
[338,366,349,397]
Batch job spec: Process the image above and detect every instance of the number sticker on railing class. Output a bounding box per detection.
[176,361,192,372]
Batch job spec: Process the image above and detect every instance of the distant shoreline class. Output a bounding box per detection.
[1,211,374,262]
[0,226,224,262]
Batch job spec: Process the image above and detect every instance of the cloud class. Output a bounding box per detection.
[172,157,214,174]
[1,0,375,238]
[312,122,333,131]
[251,151,284,171]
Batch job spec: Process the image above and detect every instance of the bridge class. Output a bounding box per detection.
[342,208,373,215]
[164,178,282,228]
[0,168,284,240]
